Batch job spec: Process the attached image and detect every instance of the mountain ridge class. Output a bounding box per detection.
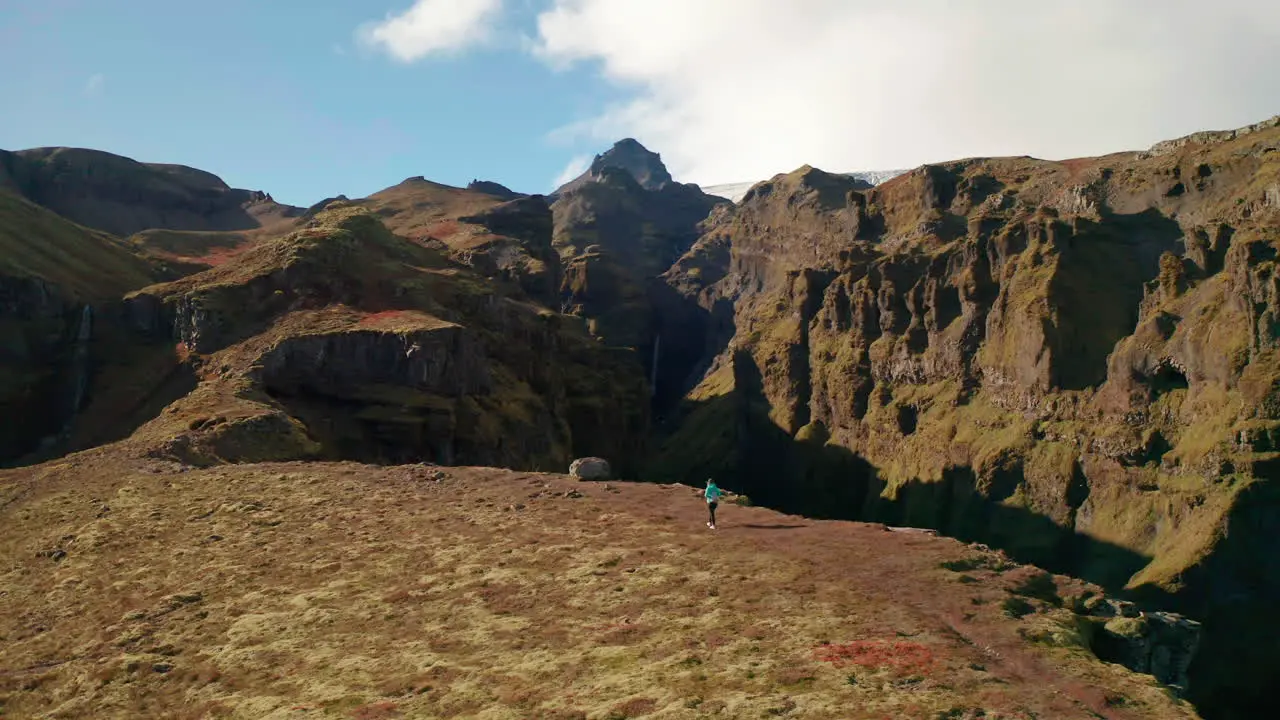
[0,146,303,238]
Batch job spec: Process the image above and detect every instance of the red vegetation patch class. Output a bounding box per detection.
[1057,157,1098,181]
[813,639,937,677]
[349,701,401,719]
[476,583,537,615]
[609,697,657,718]
[425,220,461,240]
[703,633,732,649]
[359,310,412,326]
[193,246,244,267]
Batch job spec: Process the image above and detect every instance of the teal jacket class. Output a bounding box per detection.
[705,483,722,503]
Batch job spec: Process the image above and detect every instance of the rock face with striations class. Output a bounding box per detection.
[640,118,1280,719]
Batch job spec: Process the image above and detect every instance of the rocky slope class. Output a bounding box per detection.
[0,453,1201,719]
[356,177,562,307]
[646,116,1280,719]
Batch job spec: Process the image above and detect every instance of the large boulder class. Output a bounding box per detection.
[569,457,611,480]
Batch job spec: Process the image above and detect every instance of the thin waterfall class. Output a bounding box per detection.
[61,304,93,438]
[649,334,660,398]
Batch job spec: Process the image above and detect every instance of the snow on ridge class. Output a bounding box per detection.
[703,169,909,204]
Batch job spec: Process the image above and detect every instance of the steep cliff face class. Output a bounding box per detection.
[122,206,650,474]
[0,191,161,463]
[551,143,728,405]
[0,147,302,237]
[650,117,1280,718]
[0,275,82,460]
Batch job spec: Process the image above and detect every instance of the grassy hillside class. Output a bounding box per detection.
[0,190,156,299]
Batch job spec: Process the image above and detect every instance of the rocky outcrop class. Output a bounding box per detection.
[0,146,302,236]
[1089,609,1202,693]
[1145,115,1280,157]
[257,323,485,399]
[644,117,1280,718]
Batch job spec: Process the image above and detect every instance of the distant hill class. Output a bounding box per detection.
[0,146,302,237]
[703,168,909,203]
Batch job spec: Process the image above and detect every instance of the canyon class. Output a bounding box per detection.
[2,115,1279,719]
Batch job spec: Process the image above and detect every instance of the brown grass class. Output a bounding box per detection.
[0,454,1200,719]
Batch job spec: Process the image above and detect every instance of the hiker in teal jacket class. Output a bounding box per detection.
[704,478,722,529]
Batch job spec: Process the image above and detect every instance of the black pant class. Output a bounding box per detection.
[708,501,718,525]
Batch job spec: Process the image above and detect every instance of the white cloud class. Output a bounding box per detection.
[83,73,104,97]
[359,0,504,62]
[551,153,591,190]
[533,0,1280,185]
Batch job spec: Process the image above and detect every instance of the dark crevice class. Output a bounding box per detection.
[896,404,919,435]
[933,283,964,331]
[1065,461,1091,516]
[1150,363,1189,396]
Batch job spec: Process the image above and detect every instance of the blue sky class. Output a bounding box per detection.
[2,1,1278,209]
[0,0,628,206]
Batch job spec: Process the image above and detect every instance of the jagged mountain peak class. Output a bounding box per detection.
[590,138,673,190]
[554,137,675,196]
[466,179,524,200]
